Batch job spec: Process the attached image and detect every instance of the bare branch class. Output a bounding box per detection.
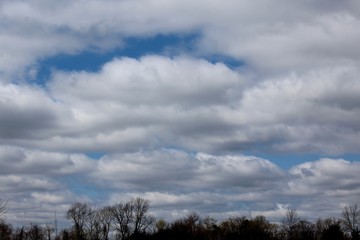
[282,208,300,229]
[0,196,8,223]
[341,204,360,235]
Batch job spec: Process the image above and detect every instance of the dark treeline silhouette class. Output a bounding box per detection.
[0,197,359,240]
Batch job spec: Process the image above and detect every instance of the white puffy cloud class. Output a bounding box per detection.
[2,0,360,79]
[288,158,360,198]
[2,56,360,155]
[283,158,360,220]
[200,12,360,73]
[237,65,360,154]
[1,56,244,153]
[50,56,241,107]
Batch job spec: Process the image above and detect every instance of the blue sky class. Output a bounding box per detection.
[1,0,360,227]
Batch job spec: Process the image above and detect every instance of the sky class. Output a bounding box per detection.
[1,0,360,227]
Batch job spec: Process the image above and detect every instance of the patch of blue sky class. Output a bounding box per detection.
[205,54,245,69]
[85,152,107,160]
[36,34,194,83]
[35,33,243,85]
[61,175,110,203]
[248,152,360,170]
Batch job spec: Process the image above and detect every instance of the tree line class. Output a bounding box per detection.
[0,197,360,240]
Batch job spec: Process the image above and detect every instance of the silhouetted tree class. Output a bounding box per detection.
[342,204,360,240]
[13,227,25,240]
[321,224,345,240]
[151,219,170,240]
[292,220,315,240]
[282,208,301,240]
[0,222,12,240]
[0,196,7,224]
[25,224,46,240]
[5,197,360,240]
[57,229,72,240]
[98,206,113,240]
[167,212,206,240]
[203,216,219,240]
[252,215,280,240]
[220,216,246,239]
[219,215,280,240]
[132,198,155,237]
[155,218,168,232]
[66,202,91,240]
[112,201,134,240]
[315,218,345,240]
[86,207,103,240]
[111,198,154,240]
[44,224,54,240]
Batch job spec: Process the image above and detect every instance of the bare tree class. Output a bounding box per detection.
[44,224,54,240]
[342,204,360,240]
[0,196,7,224]
[111,202,134,240]
[98,206,113,240]
[86,206,116,240]
[86,207,103,240]
[132,197,155,235]
[66,202,91,240]
[111,198,154,240]
[282,208,300,228]
[25,224,46,240]
[0,221,12,240]
[281,208,300,239]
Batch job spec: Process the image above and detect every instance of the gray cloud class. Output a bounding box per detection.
[0,84,72,140]
[97,152,360,222]
[0,56,244,153]
[288,159,360,197]
[65,59,360,155]
[0,146,95,226]
[1,57,359,155]
[1,146,359,225]
[0,146,95,175]
[238,65,360,154]
[93,149,284,191]
[1,0,360,228]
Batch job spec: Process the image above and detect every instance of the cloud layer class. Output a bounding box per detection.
[2,56,359,154]
[2,146,360,225]
[2,0,360,79]
[0,0,359,227]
